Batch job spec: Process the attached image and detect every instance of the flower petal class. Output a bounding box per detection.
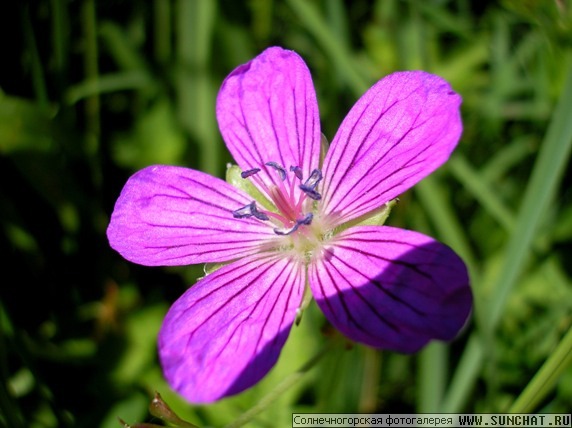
[107,165,274,266]
[321,71,462,223]
[309,226,471,353]
[159,253,304,403]
[216,47,321,196]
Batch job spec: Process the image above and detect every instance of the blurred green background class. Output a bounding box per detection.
[1,0,572,427]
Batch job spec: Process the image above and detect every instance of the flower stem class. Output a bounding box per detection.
[224,344,333,428]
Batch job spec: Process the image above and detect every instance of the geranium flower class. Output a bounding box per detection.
[107,47,472,403]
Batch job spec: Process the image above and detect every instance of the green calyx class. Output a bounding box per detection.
[334,198,398,235]
[226,164,276,212]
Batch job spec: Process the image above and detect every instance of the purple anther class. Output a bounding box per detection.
[273,213,313,235]
[250,204,270,221]
[232,202,256,218]
[289,166,303,180]
[300,187,322,200]
[240,168,261,179]
[298,212,313,226]
[265,161,287,181]
[299,168,323,200]
[302,169,322,189]
[232,202,269,221]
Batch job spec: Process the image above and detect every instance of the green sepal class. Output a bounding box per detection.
[353,198,398,227]
[319,133,329,168]
[334,198,398,234]
[202,262,226,277]
[225,164,275,211]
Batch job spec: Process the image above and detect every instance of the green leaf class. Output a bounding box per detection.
[111,304,167,386]
[112,99,186,169]
[0,94,56,154]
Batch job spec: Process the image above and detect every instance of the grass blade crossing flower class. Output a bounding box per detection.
[107,46,472,403]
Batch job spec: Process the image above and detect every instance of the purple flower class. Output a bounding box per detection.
[107,47,472,403]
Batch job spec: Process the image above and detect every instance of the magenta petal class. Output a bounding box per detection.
[321,71,462,223]
[216,47,321,195]
[309,226,471,353]
[107,165,273,266]
[158,254,304,403]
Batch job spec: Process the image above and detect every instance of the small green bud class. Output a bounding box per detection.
[148,392,199,428]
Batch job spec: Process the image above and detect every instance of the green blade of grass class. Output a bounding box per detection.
[22,6,48,107]
[81,0,101,187]
[448,153,515,233]
[481,136,535,183]
[50,0,70,99]
[66,71,153,105]
[509,324,572,413]
[486,58,572,331]
[415,175,478,281]
[99,21,151,72]
[175,0,218,175]
[417,342,447,412]
[443,55,572,412]
[154,0,171,64]
[286,0,369,96]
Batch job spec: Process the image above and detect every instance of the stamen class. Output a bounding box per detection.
[302,169,322,188]
[265,161,287,181]
[289,166,303,180]
[232,201,270,221]
[233,162,323,235]
[251,204,270,221]
[298,212,314,226]
[232,202,254,218]
[300,168,323,200]
[300,187,321,200]
[273,213,313,236]
[240,168,261,178]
